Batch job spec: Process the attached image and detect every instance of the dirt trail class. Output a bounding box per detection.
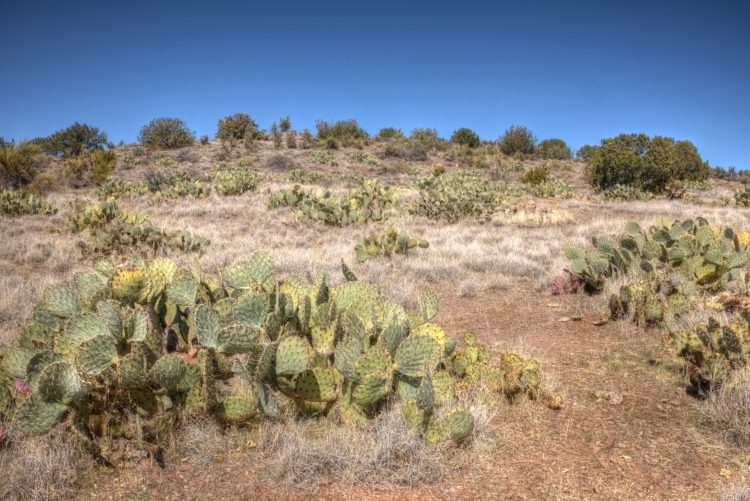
[75,285,741,500]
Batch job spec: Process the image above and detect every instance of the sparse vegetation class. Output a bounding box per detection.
[498,125,536,156]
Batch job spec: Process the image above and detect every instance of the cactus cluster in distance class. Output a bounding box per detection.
[0,188,58,217]
[267,179,397,226]
[0,252,552,458]
[68,200,208,256]
[354,226,429,262]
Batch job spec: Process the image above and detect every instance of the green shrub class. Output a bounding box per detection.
[585,133,709,193]
[598,184,653,202]
[375,127,405,142]
[0,188,57,216]
[383,140,427,161]
[348,151,379,166]
[44,122,109,157]
[498,125,536,156]
[0,141,46,188]
[279,115,292,132]
[537,139,571,160]
[520,164,550,185]
[576,144,599,161]
[410,128,441,150]
[315,119,369,146]
[139,117,195,149]
[216,113,258,141]
[450,128,481,148]
[62,150,117,186]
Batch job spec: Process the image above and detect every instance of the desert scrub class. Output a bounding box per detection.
[0,189,57,217]
[308,150,337,166]
[210,165,262,195]
[67,200,208,255]
[215,113,259,142]
[498,125,536,156]
[144,171,211,198]
[520,164,550,185]
[348,151,380,166]
[413,171,523,223]
[450,128,481,148]
[43,122,109,158]
[354,226,429,262]
[598,184,653,202]
[62,150,117,186]
[0,141,46,188]
[536,139,572,160]
[0,253,553,463]
[95,179,149,199]
[732,187,750,207]
[267,179,397,226]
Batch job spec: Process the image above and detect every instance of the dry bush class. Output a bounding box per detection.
[706,368,750,446]
[0,429,91,501]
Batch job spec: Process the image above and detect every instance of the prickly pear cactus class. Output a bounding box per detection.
[354,226,429,262]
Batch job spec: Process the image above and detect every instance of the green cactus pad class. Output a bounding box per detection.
[127,306,149,343]
[149,257,177,283]
[26,351,66,388]
[218,395,259,423]
[17,322,53,351]
[93,256,116,278]
[76,335,118,375]
[195,305,219,348]
[418,291,439,323]
[65,313,111,347]
[294,368,338,402]
[275,336,311,376]
[73,271,109,307]
[216,324,260,355]
[352,372,391,407]
[311,323,336,355]
[334,335,363,382]
[432,370,456,406]
[404,399,426,431]
[15,394,68,436]
[442,408,474,442]
[166,273,198,309]
[412,323,447,350]
[119,350,149,389]
[42,285,80,318]
[222,252,274,290]
[96,300,123,339]
[415,371,435,412]
[354,345,392,380]
[394,335,441,378]
[0,383,13,419]
[37,361,81,405]
[232,293,269,328]
[1,347,35,379]
[149,354,188,392]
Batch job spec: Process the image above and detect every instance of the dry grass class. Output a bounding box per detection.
[0,428,91,501]
[706,367,750,446]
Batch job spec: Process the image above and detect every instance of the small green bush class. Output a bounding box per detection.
[520,164,550,185]
[576,144,599,161]
[537,139,571,160]
[451,128,481,148]
[383,140,427,161]
[0,142,46,188]
[498,125,536,156]
[216,113,258,141]
[585,133,709,193]
[315,119,369,147]
[279,115,292,132]
[44,122,109,157]
[375,127,405,142]
[62,150,117,186]
[139,117,195,149]
[410,128,441,150]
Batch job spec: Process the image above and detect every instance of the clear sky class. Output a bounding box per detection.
[1,0,748,168]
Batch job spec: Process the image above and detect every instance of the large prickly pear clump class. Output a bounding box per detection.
[0,252,551,458]
[0,188,58,217]
[267,179,397,226]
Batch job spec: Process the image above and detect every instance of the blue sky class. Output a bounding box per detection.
[1,0,748,168]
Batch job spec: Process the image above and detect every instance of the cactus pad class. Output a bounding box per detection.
[442,408,474,442]
[37,361,81,405]
[42,285,80,318]
[232,293,268,328]
[294,368,338,402]
[15,394,68,436]
[218,395,259,423]
[275,336,311,376]
[216,324,259,355]
[149,354,188,392]
[394,335,441,378]
[76,335,118,375]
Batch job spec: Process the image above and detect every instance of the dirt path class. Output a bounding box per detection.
[75,285,742,500]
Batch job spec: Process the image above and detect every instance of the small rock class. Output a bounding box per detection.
[594,390,624,405]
